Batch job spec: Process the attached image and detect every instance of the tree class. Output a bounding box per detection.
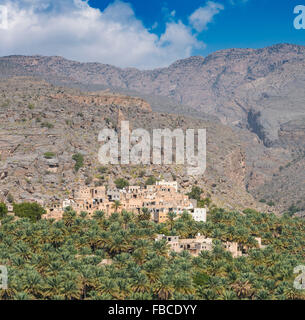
[153,276,174,300]
[187,186,203,202]
[13,202,46,222]
[0,202,8,219]
[231,280,253,299]
[112,201,122,213]
[72,153,84,172]
[145,176,157,186]
[139,208,151,221]
[198,198,212,208]
[63,207,77,227]
[131,273,150,293]
[0,200,304,301]
[114,178,129,190]
[167,211,177,230]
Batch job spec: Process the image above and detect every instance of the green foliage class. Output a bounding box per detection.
[98,166,107,174]
[72,153,84,172]
[138,208,151,221]
[139,170,146,178]
[187,186,203,202]
[41,122,54,129]
[145,176,157,186]
[13,202,46,222]
[193,272,209,286]
[288,204,302,215]
[7,193,14,204]
[0,206,304,300]
[0,202,8,219]
[198,198,212,208]
[44,152,56,159]
[115,178,129,190]
[112,201,122,212]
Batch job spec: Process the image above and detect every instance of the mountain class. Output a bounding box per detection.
[0,77,266,212]
[0,43,305,213]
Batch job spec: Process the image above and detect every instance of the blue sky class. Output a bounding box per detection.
[0,0,304,68]
[88,0,305,54]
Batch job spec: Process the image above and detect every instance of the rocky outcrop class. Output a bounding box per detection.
[47,92,152,112]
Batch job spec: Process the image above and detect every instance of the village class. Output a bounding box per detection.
[44,180,264,258]
[44,180,207,223]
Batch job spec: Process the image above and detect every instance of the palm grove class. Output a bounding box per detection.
[0,202,304,300]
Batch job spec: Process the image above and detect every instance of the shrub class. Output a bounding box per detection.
[115,178,129,190]
[72,153,84,172]
[13,202,46,222]
[7,193,14,203]
[139,170,146,178]
[145,176,157,186]
[41,122,54,129]
[0,203,8,219]
[288,204,301,214]
[198,198,212,208]
[44,152,56,159]
[187,186,203,202]
[98,166,107,174]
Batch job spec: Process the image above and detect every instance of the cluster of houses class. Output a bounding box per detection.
[155,233,264,258]
[44,180,207,223]
[4,178,265,259]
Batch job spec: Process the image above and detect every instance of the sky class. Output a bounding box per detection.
[0,0,304,69]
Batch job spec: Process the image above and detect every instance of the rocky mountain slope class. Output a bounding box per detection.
[0,43,304,212]
[0,77,266,212]
[1,44,304,145]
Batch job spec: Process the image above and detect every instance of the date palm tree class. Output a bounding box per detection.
[112,201,122,213]
[153,276,174,300]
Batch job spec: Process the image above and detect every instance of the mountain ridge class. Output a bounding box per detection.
[1,43,305,213]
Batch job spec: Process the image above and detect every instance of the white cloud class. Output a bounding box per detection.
[170,10,176,17]
[0,0,222,69]
[189,1,224,32]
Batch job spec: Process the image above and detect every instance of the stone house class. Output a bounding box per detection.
[45,181,208,223]
[107,188,121,201]
[223,241,243,258]
[156,180,178,192]
[156,234,213,257]
[190,208,207,222]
